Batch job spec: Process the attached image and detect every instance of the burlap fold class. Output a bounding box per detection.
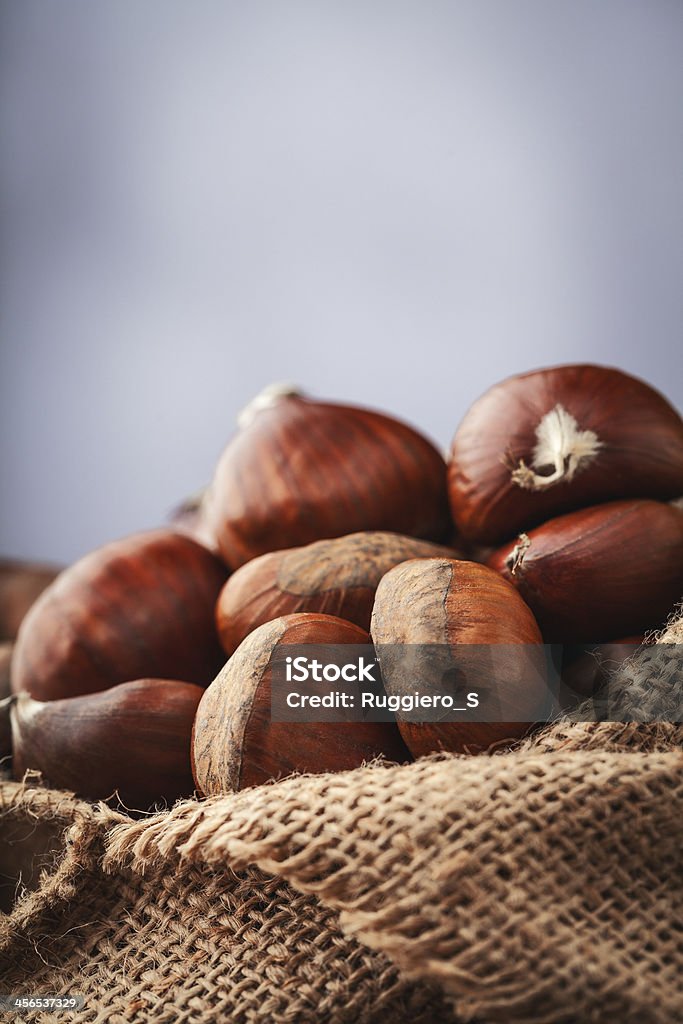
[1,616,681,1023]
[0,781,453,1024]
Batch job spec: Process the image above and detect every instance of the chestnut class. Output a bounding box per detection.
[9,678,203,810]
[0,558,61,641]
[370,558,548,755]
[11,529,228,702]
[448,364,683,544]
[204,386,452,568]
[215,531,460,656]
[192,612,410,794]
[488,499,683,642]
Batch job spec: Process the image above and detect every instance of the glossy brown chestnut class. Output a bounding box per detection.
[10,678,203,809]
[192,612,410,794]
[448,364,683,544]
[371,559,548,756]
[0,559,61,641]
[215,531,460,656]
[488,500,683,642]
[11,529,228,702]
[204,386,452,568]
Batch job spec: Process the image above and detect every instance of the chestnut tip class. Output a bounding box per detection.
[237,382,305,428]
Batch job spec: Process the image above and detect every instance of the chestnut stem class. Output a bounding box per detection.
[506,533,531,575]
[237,383,304,429]
[511,404,602,491]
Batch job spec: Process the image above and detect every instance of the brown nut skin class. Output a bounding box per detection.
[0,559,61,641]
[11,530,228,702]
[192,612,410,794]
[204,388,452,569]
[371,559,547,756]
[488,499,683,643]
[216,531,461,656]
[10,678,203,810]
[448,364,683,545]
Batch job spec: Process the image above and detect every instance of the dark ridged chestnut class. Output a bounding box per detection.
[371,559,548,755]
[11,529,228,701]
[192,612,410,794]
[0,559,61,641]
[10,678,203,809]
[216,531,460,656]
[488,500,683,642]
[204,387,452,568]
[449,364,683,544]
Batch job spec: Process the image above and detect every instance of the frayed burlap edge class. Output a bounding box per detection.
[0,774,125,947]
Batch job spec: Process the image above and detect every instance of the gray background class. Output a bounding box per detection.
[1,1,682,564]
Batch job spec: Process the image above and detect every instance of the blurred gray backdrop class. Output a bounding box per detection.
[1,0,682,564]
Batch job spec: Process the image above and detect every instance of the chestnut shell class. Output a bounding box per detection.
[488,499,683,643]
[205,393,452,568]
[193,612,410,793]
[371,559,548,755]
[215,531,460,656]
[12,529,228,701]
[11,678,203,809]
[449,364,683,544]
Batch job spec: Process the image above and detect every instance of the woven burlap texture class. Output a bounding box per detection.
[0,782,453,1024]
[1,617,681,1024]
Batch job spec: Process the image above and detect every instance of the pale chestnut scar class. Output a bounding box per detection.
[511,404,603,491]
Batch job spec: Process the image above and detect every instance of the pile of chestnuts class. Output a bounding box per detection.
[1,365,681,810]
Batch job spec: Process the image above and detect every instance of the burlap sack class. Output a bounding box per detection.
[1,617,681,1024]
